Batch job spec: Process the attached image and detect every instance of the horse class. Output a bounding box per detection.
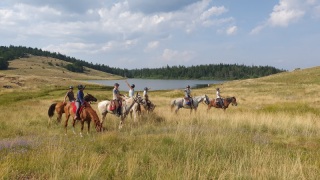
[129,96,156,122]
[97,94,141,130]
[64,101,102,137]
[47,93,97,126]
[170,95,210,114]
[207,96,237,111]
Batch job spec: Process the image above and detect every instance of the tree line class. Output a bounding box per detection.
[0,45,285,79]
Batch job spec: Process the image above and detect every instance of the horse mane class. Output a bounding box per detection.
[225,97,235,102]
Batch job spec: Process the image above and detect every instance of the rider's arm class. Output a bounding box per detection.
[63,92,68,103]
[125,80,132,89]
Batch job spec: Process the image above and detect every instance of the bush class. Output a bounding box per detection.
[0,58,9,70]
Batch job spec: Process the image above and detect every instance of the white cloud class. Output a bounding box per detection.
[226,26,237,35]
[268,0,305,27]
[200,6,227,20]
[251,0,312,33]
[162,49,195,62]
[144,41,159,52]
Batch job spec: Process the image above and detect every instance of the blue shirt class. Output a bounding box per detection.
[77,90,84,105]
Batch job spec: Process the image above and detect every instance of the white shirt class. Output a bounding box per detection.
[216,90,221,98]
[143,90,148,97]
[128,89,134,98]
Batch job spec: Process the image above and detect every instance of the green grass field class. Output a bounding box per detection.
[0,61,320,179]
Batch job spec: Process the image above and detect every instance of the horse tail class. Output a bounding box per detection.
[48,103,57,118]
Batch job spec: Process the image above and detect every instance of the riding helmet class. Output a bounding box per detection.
[78,84,84,89]
[144,87,148,90]
[114,83,119,86]
[216,88,220,90]
[69,86,73,89]
[186,85,190,88]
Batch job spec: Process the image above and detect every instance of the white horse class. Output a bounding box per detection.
[129,97,156,121]
[170,94,209,113]
[97,94,141,129]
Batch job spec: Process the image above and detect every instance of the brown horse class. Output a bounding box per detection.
[64,101,102,136]
[47,93,97,126]
[207,97,237,111]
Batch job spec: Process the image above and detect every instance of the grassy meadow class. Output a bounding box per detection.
[1,62,320,179]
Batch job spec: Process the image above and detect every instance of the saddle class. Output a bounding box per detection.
[109,100,122,111]
[216,98,224,107]
[184,97,192,106]
[71,101,88,114]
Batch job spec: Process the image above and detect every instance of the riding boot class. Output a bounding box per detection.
[117,107,121,117]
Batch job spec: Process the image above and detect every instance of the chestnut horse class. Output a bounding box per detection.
[64,101,102,136]
[207,97,237,111]
[47,93,97,126]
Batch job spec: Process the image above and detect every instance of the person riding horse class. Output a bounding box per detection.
[63,86,76,104]
[184,85,193,107]
[74,84,85,120]
[143,87,152,109]
[125,80,135,98]
[216,87,225,108]
[113,83,125,116]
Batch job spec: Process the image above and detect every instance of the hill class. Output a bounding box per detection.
[0,45,286,80]
[0,55,122,91]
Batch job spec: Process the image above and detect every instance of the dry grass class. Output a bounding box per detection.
[0,61,320,179]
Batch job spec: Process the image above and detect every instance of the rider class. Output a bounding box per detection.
[184,85,193,107]
[143,87,152,109]
[216,87,225,108]
[63,86,76,104]
[74,84,85,120]
[125,80,135,98]
[113,83,124,116]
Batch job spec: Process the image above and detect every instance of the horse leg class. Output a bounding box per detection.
[133,109,138,123]
[87,121,90,135]
[72,119,77,135]
[175,106,179,114]
[79,120,84,137]
[119,116,125,129]
[101,112,107,131]
[64,113,70,135]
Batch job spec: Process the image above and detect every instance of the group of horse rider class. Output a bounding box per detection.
[184,85,225,108]
[63,81,153,119]
[64,82,225,119]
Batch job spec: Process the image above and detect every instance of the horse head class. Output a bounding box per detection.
[85,93,97,102]
[230,97,237,106]
[95,121,103,132]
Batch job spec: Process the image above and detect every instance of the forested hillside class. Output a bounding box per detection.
[0,45,285,80]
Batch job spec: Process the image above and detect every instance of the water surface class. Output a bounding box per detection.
[87,79,225,91]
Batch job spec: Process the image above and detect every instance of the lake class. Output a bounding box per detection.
[87,79,225,91]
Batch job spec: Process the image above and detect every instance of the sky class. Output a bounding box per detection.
[0,0,319,71]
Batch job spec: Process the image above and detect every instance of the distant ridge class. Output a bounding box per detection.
[0,45,286,80]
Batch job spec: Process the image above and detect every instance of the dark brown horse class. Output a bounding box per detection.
[47,93,97,126]
[64,101,102,136]
[207,97,237,111]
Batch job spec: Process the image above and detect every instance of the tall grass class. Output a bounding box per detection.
[1,76,320,179]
